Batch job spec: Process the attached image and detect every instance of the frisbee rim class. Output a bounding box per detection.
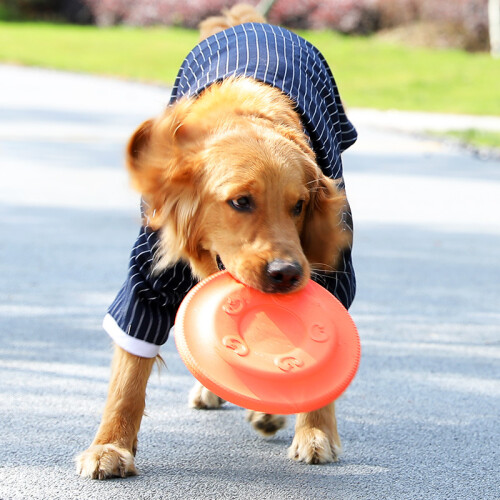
[175,271,360,414]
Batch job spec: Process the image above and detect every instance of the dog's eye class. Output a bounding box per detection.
[228,196,254,212]
[293,200,304,216]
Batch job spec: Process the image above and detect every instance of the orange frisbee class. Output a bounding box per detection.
[174,271,360,415]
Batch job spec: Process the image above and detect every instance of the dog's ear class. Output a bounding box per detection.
[301,170,352,271]
[126,100,195,194]
[125,101,209,269]
[127,117,156,193]
[125,100,202,230]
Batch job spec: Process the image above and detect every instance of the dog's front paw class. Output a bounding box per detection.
[188,381,225,409]
[247,410,287,436]
[76,444,136,479]
[288,428,341,464]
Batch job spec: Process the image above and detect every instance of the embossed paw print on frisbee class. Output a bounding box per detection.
[174,271,360,414]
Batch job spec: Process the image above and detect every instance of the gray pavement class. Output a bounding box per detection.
[1,64,499,500]
[350,107,500,133]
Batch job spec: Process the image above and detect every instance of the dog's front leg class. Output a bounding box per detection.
[288,401,342,464]
[76,345,155,479]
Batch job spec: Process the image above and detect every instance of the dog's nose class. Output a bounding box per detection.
[265,259,303,292]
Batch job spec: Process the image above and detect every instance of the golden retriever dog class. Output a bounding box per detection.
[77,4,357,479]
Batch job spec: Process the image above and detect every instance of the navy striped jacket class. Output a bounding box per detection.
[103,23,357,358]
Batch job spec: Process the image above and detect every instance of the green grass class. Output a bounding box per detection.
[0,22,195,83]
[305,30,500,116]
[1,21,500,116]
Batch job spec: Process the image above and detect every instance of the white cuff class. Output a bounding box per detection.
[103,313,161,358]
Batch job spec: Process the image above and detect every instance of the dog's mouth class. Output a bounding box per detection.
[215,253,304,294]
[216,254,226,271]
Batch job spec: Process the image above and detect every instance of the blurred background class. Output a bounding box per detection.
[0,0,497,52]
[2,0,499,152]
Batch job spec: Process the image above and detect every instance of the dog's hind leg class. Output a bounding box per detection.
[188,380,226,409]
[76,345,155,479]
[246,411,287,436]
[189,381,225,410]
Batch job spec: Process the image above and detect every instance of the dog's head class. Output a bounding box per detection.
[127,78,350,293]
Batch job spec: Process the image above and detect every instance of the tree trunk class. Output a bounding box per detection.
[489,0,500,57]
[257,0,279,18]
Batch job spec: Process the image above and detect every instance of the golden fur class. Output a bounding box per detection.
[126,77,349,290]
[77,4,350,479]
[198,3,265,40]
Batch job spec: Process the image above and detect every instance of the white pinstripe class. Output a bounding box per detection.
[223,29,230,76]
[233,26,240,73]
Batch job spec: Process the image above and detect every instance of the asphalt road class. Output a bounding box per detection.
[1,64,499,500]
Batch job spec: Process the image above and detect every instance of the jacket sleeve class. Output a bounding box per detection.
[103,226,198,358]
